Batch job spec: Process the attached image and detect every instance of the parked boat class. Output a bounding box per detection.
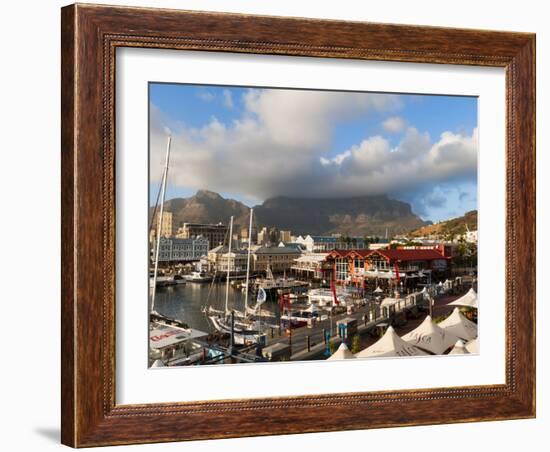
[280,304,320,328]
[148,136,204,364]
[307,287,346,306]
[208,212,277,344]
[149,274,187,288]
[185,271,213,283]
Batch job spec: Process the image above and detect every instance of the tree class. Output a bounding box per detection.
[351,334,361,354]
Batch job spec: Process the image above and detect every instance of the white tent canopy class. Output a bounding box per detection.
[438,307,478,341]
[355,326,428,358]
[151,359,165,368]
[449,339,470,355]
[327,342,356,361]
[465,337,479,353]
[373,286,383,293]
[448,288,478,309]
[402,316,459,354]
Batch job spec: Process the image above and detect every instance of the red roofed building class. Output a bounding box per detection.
[326,246,450,291]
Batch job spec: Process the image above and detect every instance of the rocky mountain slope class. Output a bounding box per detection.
[156,190,428,237]
[408,210,478,239]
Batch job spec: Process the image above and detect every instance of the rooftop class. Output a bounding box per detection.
[255,246,302,255]
[209,245,247,254]
[182,222,227,228]
[328,248,449,261]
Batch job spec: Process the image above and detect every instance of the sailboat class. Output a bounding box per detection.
[207,212,276,345]
[149,136,208,365]
[243,209,275,319]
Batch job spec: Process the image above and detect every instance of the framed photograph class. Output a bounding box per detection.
[61,4,535,447]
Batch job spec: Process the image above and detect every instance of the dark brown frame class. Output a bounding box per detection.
[61,3,536,447]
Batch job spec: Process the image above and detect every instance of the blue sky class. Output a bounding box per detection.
[149,83,478,222]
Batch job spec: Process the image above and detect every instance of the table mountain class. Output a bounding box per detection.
[156,190,428,237]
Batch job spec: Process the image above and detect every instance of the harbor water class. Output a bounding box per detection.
[153,282,280,333]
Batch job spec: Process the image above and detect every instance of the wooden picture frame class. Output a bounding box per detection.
[61,3,536,447]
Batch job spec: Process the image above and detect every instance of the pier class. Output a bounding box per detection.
[261,291,425,361]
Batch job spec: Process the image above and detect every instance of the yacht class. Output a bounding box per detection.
[185,271,213,283]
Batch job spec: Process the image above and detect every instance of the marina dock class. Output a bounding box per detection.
[261,293,424,361]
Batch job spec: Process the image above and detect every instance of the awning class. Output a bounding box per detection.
[448,288,478,309]
[449,339,470,355]
[437,307,478,341]
[402,315,459,354]
[465,337,479,353]
[327,342,356,361]
[355,326,428,358]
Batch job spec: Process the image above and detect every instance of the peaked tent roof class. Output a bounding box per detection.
[327,342,356,361]
[402,316,459,354]
[151,359,165,368]
[355,326,428,358]
[438,307,478,341]
[449,339,470,355]
[448,288,478,308]
[465,337,479,353]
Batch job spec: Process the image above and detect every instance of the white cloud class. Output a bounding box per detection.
[382,116,406,133]
[197,91,215,102]
[319,127,477,197]
[222,89,233,108]
[150,89,477,217]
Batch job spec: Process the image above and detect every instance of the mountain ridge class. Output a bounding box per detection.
[155,190,429,237]
[408,210,478,239]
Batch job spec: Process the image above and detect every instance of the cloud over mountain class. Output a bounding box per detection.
[150,88,477,220]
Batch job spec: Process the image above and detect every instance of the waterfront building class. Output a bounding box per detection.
[206,245,248,274]
[326,247,451,291]
[294,235,367,253]
[253,246,302,273]
[154,236,209,263]
[290,252,331,280]
[277,242,305,251]
[176,222,227,250]
[149,210,174,241]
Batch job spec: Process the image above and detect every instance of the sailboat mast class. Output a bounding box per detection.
[151,135,171,312]
[244,209,254,311]
[224,216,234,315]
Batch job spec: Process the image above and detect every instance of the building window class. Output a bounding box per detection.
[335,258,349,281]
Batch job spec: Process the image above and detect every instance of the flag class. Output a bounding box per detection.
[330,279,340,305]
[257,287,267,305]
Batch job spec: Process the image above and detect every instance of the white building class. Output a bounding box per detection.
[290,253,329,279]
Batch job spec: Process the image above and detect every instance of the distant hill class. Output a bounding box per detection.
[155,190,428,237]
[254,195,427,236]
[408,210,478,239]
[161,190,250,229]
